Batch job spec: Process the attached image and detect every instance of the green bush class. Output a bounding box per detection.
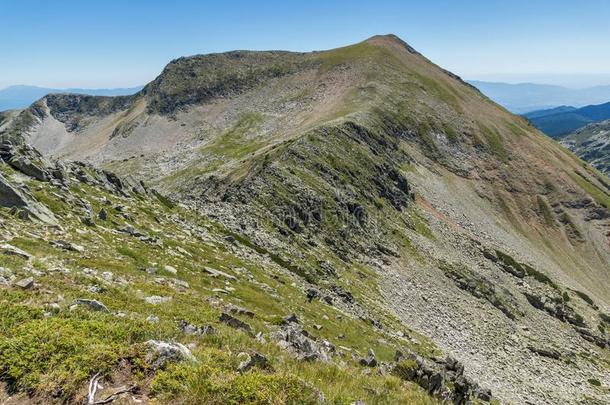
[393,359,419,381]
[574,290,595,307]
[152,362,319,404]
[0,309,151,400]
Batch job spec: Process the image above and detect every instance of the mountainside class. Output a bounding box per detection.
[524,101,610,137]
[469,80,610,113]
[0,85,142,112]
[2,35,610,404]
[561,120,610,175]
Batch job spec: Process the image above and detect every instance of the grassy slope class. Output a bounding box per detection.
[0,162,438,404]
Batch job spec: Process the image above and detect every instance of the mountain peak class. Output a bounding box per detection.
[364,33,421,55]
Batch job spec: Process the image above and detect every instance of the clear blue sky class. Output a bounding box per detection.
[2,0,610,89]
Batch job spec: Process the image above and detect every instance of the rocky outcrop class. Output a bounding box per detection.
[0,173,57,225]
[393,352,492,404]
[270,317,335,362]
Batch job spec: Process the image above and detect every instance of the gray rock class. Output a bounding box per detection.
[179,320,216,336]
[527,345,561,360]
[0,243,32,259]
[15,277,34,289]
[145,295,172,305]
[73,298,109,312]
[270,323,334,362]
[145,340,195,369]
[146,315,160,324]
[306,288,320,302]
[219,312,252,334]
[8,154,49,181]
[282,313,299,325]
[204,266,237,281]
[237,352,268,373]
[50,240,84,252]
[359,349,377,367]
[226,304,255,318]
[0,174,57,225]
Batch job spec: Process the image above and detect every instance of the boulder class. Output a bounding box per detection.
[8,155,49,181]
[145,340,195,369]
[359,349,377,367]
[219,312,252,334]
[527,345,561,360]
[145,295,172,305]
[204,266,237,281]
[15,277,34,289]
[179,320,216,336]
[226,304,255,318]
[282,313,299,325]
[270,322,334,362]
[50,240,84,252]
[0,243,32,259]
[306,288,320,302]
[0,174,57,225]
[237,352,269,373]
[73,299,110,312]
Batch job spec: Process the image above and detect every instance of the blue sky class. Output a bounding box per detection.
[2,0,610,89]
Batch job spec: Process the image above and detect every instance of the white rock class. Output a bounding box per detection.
[145,295,172,305]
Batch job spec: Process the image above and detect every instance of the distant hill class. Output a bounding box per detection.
[0,85,142,111]
[468,80,610,113]
[524,101,610,137]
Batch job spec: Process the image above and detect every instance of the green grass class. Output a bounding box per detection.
[478,123,508,162]
[204,112,265,158]
[0,300,152,400]
[574,290,596,307]
[319,41,393,72]
[0,166,444,404]
[568,170,610,209]
[536,195,556,227]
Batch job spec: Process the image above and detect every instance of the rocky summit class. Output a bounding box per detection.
[1,35,609,404]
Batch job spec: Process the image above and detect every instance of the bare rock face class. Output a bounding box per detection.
[0,172,57,225]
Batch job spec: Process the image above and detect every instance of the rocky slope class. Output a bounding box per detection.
[0,138,451,404]
[561,120,610,176]
[2,34,610,404]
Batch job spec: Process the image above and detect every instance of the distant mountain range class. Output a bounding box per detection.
[0,85,142,111]
[523,101,610,138]
[468,80,610,114]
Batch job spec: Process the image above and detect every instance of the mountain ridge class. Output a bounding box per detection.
[0,85,143,112]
